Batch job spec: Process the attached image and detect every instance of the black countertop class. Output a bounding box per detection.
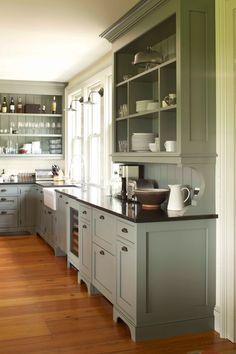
[0,181,217,223]
[55,186,218,224]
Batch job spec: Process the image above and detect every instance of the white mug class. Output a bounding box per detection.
[164,140,176,152]
[164,93,176,106]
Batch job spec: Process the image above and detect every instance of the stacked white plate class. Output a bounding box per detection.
[136,100,153,112]
[131,133,155,151]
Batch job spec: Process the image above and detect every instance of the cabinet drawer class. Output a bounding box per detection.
[0,210,17,228]
[0,186,18,196]
[92,243,115,303]
[79,204,91,221]
[0,196,17,210]
[93,209,115,254]
[116,219,136,244]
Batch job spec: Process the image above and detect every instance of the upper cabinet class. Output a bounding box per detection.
[101,0,216,164]
[0,80,66,158]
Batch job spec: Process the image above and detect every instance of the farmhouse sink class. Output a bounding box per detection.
[43,187,74,210]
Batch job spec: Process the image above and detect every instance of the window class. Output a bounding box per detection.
[67,67,112,188]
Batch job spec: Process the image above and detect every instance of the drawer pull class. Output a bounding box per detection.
[1,211,7,215]
[121,246,128,252]
[82,225,87,229]
[0,189,6,192]
[65,202,69,205]
[121,227,128,233]
[48,211,52,215]
[82,210,87,215]
[99,250,105,255]
[40,191,43,194]
[59,195,62,198]
[0,198,6,202]
[99,215,105,220]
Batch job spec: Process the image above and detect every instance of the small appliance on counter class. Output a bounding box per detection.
[117,164,144,200]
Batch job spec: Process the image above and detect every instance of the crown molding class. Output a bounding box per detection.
[100,0,168,43]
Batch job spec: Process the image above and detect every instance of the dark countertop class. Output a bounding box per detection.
[0,181,217,223]
[55,186,218,223]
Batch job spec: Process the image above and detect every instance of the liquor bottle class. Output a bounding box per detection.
[17,97,23,113]
[51,96,56,114]
[2,97,7,113]
[9,97,15,113]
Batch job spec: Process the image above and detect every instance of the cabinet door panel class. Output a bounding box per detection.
[93,209,115,254]
[79,220,91,279]
[116,240,136,321]
[92,243,114,303]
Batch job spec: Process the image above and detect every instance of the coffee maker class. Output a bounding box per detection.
[118,164,144,200]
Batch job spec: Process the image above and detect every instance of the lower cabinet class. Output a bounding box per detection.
[92,243,115,303]
[19,185,37,231]
[67,198,80,269]
[55,193,69,255]
[116,238,136,321]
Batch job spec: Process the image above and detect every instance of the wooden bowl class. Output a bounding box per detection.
[134,188,169,209]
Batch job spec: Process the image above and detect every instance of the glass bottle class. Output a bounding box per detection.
[2,97,7,113]
[9,97,15,113]
[17,97,23,113]
[51,96,57,114]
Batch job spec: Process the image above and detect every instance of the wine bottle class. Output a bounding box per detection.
[9,97,15,113]
[51,96,56,114]
[17,97,23,113]
[2,97,7,113]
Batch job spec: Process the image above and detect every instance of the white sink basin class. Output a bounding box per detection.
[43,187,74,210]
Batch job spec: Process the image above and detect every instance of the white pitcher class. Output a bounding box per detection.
[167,184,191,211]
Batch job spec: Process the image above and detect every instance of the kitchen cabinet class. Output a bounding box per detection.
[0,186,18,231]
[55,192,69,255]
[115,221,136,321]
[101,0,216,164]
[113,218,216,341]
[19,185,37,232]
[0,80,65,159]
[43,206,55,248]
[78,204,92,290]
[92,209,116,303]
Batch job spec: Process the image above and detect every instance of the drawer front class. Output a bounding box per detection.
[0,210,17,228]
[93,209,115,254]
[92,243,115,303]
[116,219,136,244]
[79,204,91,221]
[0,196,18,210]
[0,186,18,196]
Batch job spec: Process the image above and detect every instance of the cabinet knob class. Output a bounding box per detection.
[99,250,105,255]
[82,210,87,214]
[82,225,87,229]
[99,215,105,220]
[0,189,6,192]
[121,227,128,233]
[48,211,52,215]
[1,211,7,215]
[59,195,62,198]
[121,246,128,252]
[0,198,6,202]
[40,191,43,194]
[65,202,68,205]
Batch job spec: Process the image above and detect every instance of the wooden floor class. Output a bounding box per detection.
[0,235,235,354]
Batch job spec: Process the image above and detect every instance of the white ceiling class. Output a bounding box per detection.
[0,0,139,83]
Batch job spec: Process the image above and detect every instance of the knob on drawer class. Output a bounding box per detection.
[121,246,128,252]
[82,225,87,229]
[1,189,6,192]
[0,198,6,201]
[82,210,87,214]
[1,211,7,215]
[99,250,105,255]
[121,227,128,233]
[99,215,105,220]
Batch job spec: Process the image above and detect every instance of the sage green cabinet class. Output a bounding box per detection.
[79,204,92,285]
[101,0,215,164]
[55,193,69,255]
[0,185,18,231]
[19,185,37,230]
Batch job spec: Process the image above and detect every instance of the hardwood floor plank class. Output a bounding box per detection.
[0,235,235,354]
